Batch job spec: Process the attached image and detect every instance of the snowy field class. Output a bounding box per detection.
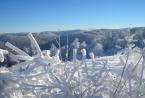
[0,33,145,98]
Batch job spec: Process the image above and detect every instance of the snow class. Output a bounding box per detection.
[0,49,8,63]
[1,33,145,98]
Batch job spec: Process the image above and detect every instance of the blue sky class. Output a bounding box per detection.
[0,0,145,33]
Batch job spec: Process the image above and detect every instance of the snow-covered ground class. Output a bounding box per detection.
[0,33,145,98]
[0,53,145,98]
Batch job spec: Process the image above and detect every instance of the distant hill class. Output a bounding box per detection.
[0,27,145,61]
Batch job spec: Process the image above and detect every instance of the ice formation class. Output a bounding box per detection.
[0,33,145,98]
[0,49,8,63]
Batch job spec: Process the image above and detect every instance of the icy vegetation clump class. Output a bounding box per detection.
[0,49,8,63]
[1,33,145,98]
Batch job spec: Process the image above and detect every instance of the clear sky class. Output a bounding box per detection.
[0,0,145,33]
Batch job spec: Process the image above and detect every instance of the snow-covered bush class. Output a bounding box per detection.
[0,33,145,98]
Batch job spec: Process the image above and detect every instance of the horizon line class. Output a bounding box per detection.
[0,26,145,34]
